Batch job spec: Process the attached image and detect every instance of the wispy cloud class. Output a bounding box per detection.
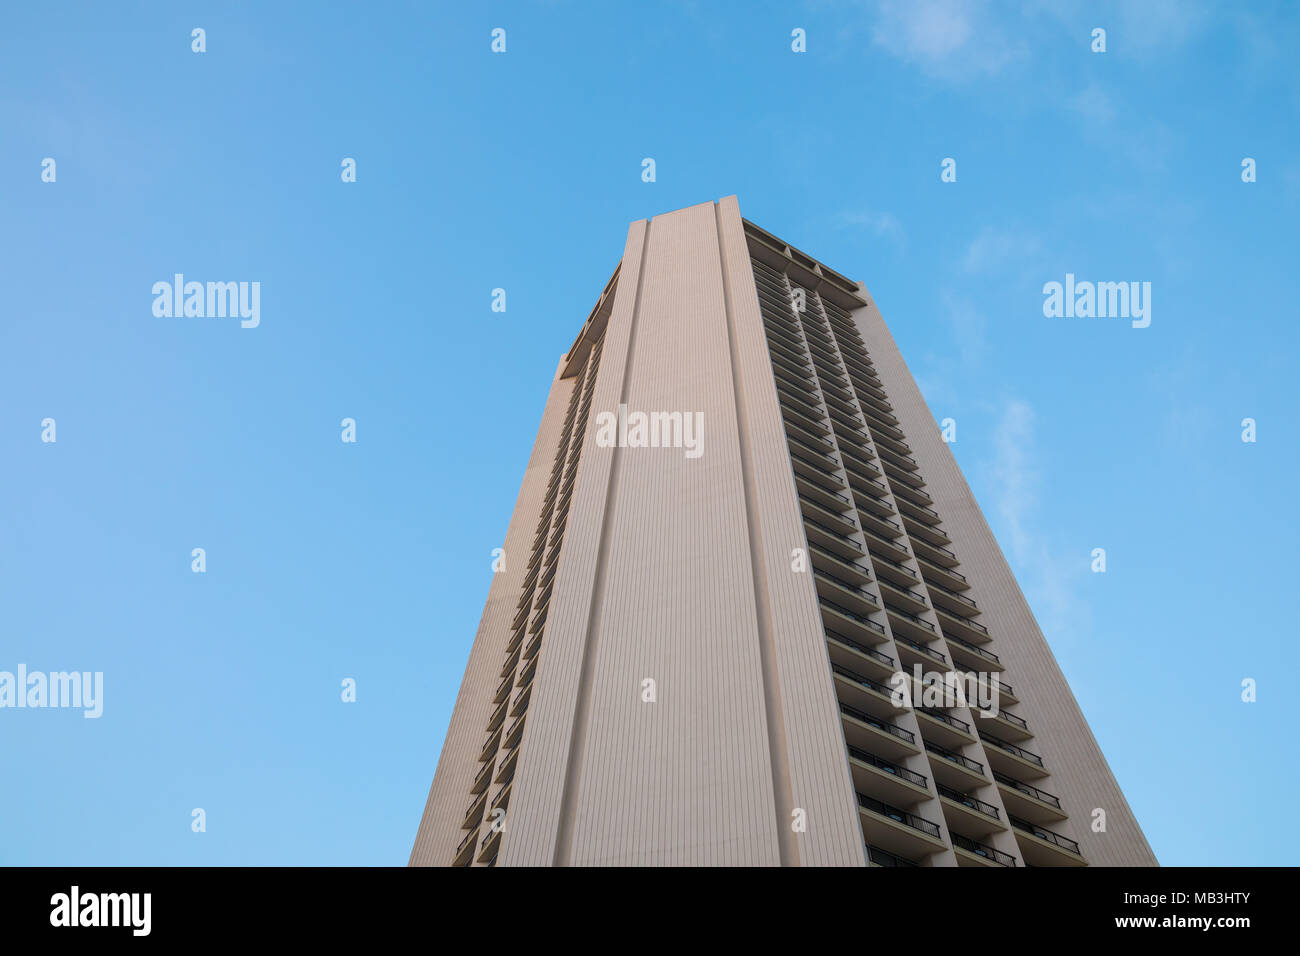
[961,227,1042,275]
[870,0,1020,80]
[985,399,1084,641]
[837,208,903,240]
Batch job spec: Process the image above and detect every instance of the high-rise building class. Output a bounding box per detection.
[410,197,1155,868]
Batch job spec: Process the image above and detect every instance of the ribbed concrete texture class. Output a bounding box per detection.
[412,197,1157,868]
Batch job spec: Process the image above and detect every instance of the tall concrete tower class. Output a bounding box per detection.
[410,197,1155,868]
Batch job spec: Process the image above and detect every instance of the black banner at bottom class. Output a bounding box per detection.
[0,865,1285,941]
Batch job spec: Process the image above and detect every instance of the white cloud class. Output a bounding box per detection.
[985,399,1082,640]
[961,227,1042,274]
[871,0,1019,79]
[837,209,903,240]
[1067,83,1116,126]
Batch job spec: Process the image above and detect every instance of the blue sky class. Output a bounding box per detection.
[1,1,1296,866]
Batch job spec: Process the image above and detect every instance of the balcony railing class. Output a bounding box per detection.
[993,773,1061,809]
[994,710,1029,731]
[856,793,941,838]
[814,569,879,607]
[884,603,935,632]
[918,708,972,734]
[839,703,915,744]
[944,632,1000,664]
[951,833,1016,866]
[937,783,1000,819]
[979,733,1044,767]
[803,515,862,550]
[809,544,873,581]
[824,628,894,668]
[832,664,898,701]
[847,746,928,788]
[925,741,985,776]
[866,845,919,867]
[820,598,886,635]
[893,634,946,664]
[1009,816,1081,854]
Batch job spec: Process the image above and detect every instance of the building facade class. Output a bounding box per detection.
[410,197,1156,867]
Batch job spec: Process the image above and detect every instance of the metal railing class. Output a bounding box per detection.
[951,833,1015,866]
[839,703,915,744]
[937,784,1000,819]
[979,733,1044,767]
[847,746,928,788]
[856,793,941,838]
[925,741,985,776]
[1009,816,1081,854]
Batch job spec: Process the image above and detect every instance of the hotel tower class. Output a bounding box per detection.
[411,197,1155,868]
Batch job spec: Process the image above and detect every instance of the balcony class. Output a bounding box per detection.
[847,746,931,805]
[476,826,502,864]
[840,449,883,481]
[876,443,919,474]
[924,573,977,613]
[986,708,1032,741]
[800,494,857,538]
[832,663,905,713]
[884,603,936,642]
[994,772,1067,823]
[881,458,927,490]
[789,450,846,494]
[494,745,520,785]
[903,516,951,548]
[820,597,886,644]
[498,644,522,680]
[795,473,853,513]
[471,757,495,796]
[893,633,947,667]
[857,793,947,859]
[839,702,918,760]
[878,580,929,616]
[492,671,514,706]
[937,608,992,644]
[810,543,872,585]
[943,632,1004,672]
[979,733,1049,779]
[915,708,976,749]
[860,405,906,440]
[478,725,502,763]
[908,536,956,571]
[866,845,919,867]
[1009,816,1087,866]
[869,551,922,588]
[924,741,987,789]
[782,404,831,439]
[490,780,513,816]
[462,789,488,829]
[825,628,895,676]
[787,433,839,471]
[814,569,880,617]
[503,712,527,750]
[452,825,480,866]
[938,784,1003,836]
[804,515,866,562]
[952,833,1016,867]
[863,528,911,564]
[873,431,914,461]
[857,508,903,541]
[891,478,932,507]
